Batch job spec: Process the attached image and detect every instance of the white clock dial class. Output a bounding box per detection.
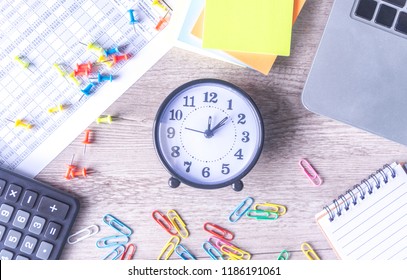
[154,79,264,190]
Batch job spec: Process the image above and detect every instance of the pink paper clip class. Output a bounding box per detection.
[299,159,322,186]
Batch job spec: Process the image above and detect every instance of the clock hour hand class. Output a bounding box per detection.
[209,116,228,134]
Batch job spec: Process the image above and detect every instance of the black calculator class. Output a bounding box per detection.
[0,166,80,260]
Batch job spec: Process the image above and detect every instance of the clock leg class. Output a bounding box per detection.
[232,180,244,192]
[168,177,181,188]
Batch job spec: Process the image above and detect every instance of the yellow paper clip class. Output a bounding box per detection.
[167,209,189,238]
[220,244,251,260]
[14,55,30,69]
[157,236,180,260]
[67,225,99,245]
[47,104,64,114]
[254,202,287,216]
[299,159,323,186]
[301,242,320,260]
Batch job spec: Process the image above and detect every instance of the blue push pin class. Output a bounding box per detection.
[97,73,113,82]
[104,47,120,57]
[128,9,139,24]
[81,82,95,96]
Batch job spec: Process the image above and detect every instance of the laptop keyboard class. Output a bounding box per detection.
[353,0,407,36]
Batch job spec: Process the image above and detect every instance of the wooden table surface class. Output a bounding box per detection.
[35,0,407,260]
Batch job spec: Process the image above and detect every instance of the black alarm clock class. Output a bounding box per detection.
[153,79,264,191]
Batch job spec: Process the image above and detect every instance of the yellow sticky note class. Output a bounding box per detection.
[202,0,294,56]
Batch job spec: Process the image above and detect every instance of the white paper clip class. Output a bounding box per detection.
[299,159,323,186]
[67,225,100,244]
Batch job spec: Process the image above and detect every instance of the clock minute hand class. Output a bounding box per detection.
[209,116,229,134]
[185,127,205,134]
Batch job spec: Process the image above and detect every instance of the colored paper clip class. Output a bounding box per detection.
[299,159,323,186]
[167,209,189,238]
[102,244,126,260]
[67,225,100,244]
[220,244,251,260]
[208,236,235,251]
[301,242,321,260]
[175,244,197,260]
[203,222,234,241]
[245,209,279,220]
[102,214,133,236]
[152,210,178,236]
[228,197,254,223]
[157,236,180,260]
[202,241,224,260]
[120,243,137,260]
[277,249,289,260]
[254,202,287,216]
[96,235,129,248]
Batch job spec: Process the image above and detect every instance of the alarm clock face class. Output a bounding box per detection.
[153,79,264,189]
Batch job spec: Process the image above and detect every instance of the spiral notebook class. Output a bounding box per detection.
[315,162,407,260]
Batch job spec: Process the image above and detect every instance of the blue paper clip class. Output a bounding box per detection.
[96,235,129,248]
[102,244,126,260]
[228,197,254,223]
[175,244,197,260]
[202,241,224,260]
[102,214,133,236]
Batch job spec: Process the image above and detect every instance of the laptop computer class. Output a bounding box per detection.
[302,0,407,146]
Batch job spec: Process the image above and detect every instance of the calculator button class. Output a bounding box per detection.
[16,255,30,260]
[20,235,38,255]
[0,249,14,260]
[36,241,53,260]
[0,179,6,196]
[5,184,22,202]
[0,224,5,241]
[4,229,22,249]
[37,196,69,220]
[0,204,14,223]
[45,222,61,240]
[28,216,46,235]
[21,190,38,208]
[12,209,30,229]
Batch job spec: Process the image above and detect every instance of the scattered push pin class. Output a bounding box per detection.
[128,9,140,33]
[87,42,105,56]
[153,0,166,10]
[76,61,92,71]
[47,104,64,114]
[112,54,129,64]
[64,154,76,180]
[155,11,170,31]
[97,73,113,82]
[79,82,95,101]
[82,129,92,155]
[7,118,33,130]
[14,56,34,73]
[74,68,90,77]
[96,115,113,124]
[104,47,120,57]
[71,167,87,179]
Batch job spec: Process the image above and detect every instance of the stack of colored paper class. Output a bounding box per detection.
[176,0,306,75]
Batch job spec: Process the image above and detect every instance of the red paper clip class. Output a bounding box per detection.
[120,243,136,260]
[203,222,234,241]
[152,210,178,235]
[299,159,323,186]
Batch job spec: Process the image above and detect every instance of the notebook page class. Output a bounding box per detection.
[316,162,407,260]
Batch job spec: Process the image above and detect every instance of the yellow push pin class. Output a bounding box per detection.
[96,115,113,124]
[14,56,33,73]
[153,0,166,10]
[7,119,33,130]
[47,104,64,114]
[87,42,104,56]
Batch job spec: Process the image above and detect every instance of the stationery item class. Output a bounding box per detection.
[301,242,320,260]
[189,0,307,75]
[203,222,234,241]
[277,249,290,260]
[102,213,133,237]
[152,210,178,235]
[202,241,224,260]
[302,0,407,146]
[157,235,180,260]
[67,224,100,245]
[0,166,80,260]
[167,209,189,238]
[175,244,197,260]
[254,202,287,216]
[102,244,126,260]
[202,0,294,55]
[299,158,323,186]
[228,197,254,223]
[120,243,137,260]
[315,162,407,260]
[246,209,279,220]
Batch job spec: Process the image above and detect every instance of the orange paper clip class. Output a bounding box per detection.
[203,222,234,241]
[299,159,322,186]
[152,210,178,236]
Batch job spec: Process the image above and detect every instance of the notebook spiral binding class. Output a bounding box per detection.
[323,164,397,222]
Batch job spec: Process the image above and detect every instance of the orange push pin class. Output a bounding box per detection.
[82,129,92,155]
[71,168,87,178]
[64,154,76,180]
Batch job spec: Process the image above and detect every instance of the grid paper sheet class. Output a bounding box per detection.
[0,0,175,176]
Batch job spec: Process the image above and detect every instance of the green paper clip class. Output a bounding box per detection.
[277,249,289,260]
[246,209,279,220]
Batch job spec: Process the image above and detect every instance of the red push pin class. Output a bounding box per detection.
[64,154,76,180]
[82,129,92,155]
[76,62,92,71]
[71,168,87,178]
[74,68,89,77]
[112,54,129,64]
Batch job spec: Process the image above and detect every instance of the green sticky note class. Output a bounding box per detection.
[202,0,294,56]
